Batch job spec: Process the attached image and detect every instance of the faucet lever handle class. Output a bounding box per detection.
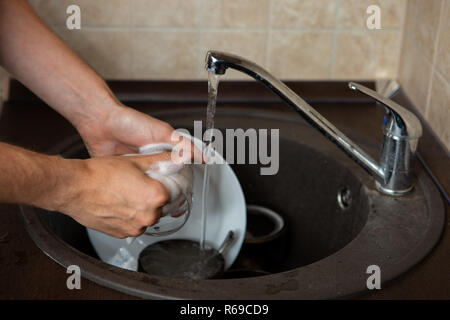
[348,82,422,195]
[348,82,422,140]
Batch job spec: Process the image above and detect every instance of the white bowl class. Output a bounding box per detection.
[87,136,246,272]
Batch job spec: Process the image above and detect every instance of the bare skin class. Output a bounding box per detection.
[0,0,200,238]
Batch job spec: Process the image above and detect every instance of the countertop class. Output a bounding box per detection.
[0,80,448,299]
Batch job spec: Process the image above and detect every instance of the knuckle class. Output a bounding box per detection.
[114,232,128,239]
[145,212,161,226]
[125,209,138,222]
[133,212,146,225]
[149,181,170,207]
[105,224,129,239]
[134,210,160,227]
[130,228,144,237]
[134,213,150,227]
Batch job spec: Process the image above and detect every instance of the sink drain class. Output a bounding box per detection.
[337,187,352,210]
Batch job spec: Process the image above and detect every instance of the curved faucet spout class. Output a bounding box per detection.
[205,50,422,196]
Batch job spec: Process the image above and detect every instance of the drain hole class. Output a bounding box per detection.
[337,187,352,210]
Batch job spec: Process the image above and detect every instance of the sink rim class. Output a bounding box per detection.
[20,107,446,299]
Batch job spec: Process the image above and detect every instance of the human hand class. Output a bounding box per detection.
[51,152,174,238]
[75,103,202,163]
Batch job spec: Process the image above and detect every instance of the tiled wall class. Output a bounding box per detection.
[398,0,450,151]
[5,1,447,150]
[28,0,406,80]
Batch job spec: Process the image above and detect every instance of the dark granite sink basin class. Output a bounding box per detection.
[21,107,445,299]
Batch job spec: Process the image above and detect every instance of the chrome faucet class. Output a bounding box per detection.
[205,51,422,196]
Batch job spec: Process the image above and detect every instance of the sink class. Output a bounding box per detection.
[21,107,445,299]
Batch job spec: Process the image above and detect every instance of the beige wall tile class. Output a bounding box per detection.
[399,0,450,149]
[202,30,267,79]
[26,0,408,83]
[334,31,401,79]
[57,28,132,79]
[202,0,270,28]
[400,0,417,49]
[338,0,406,29]
[406,0,442,61]
[132,0,201,27]
[131,30,200,79]
[398,38,433,114]
[29,0,62,26]
[61,0,131,27]
[436,0,450,82]
[271,0,337,29]
[268,31,334,79]
[427,72,450,151]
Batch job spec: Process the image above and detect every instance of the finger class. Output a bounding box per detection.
[126,226,147,238]
[109,218,147,238]
[171,209,187,218]
[134,226,148,237]
[171,196,190,217]
[145,179,171,207]
[107,214,149,237]
[121,157,172,209]
[134,208,162,227]
[178,198,186,208]
[85,218,143,239]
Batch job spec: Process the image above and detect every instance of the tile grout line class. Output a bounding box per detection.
[431,65,450,91]
[407,38,450,92]
[412,47,450,87]
[52,24,402,33]
[407,36,450,87]
[424,0,446,119]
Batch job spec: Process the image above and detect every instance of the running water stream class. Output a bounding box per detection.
[200,73,220,250]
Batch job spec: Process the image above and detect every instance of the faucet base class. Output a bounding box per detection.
[375,181,414,196]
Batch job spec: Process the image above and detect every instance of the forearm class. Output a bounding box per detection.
[0,142,79,210]
[0,0,118,128]
[0,141,175,238]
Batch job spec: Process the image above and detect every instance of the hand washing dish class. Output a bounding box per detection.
[87,136,247,271]
[129,142,194,236]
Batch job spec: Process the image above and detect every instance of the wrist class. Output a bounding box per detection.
[32,156,86,212]
[68,82,123,130]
